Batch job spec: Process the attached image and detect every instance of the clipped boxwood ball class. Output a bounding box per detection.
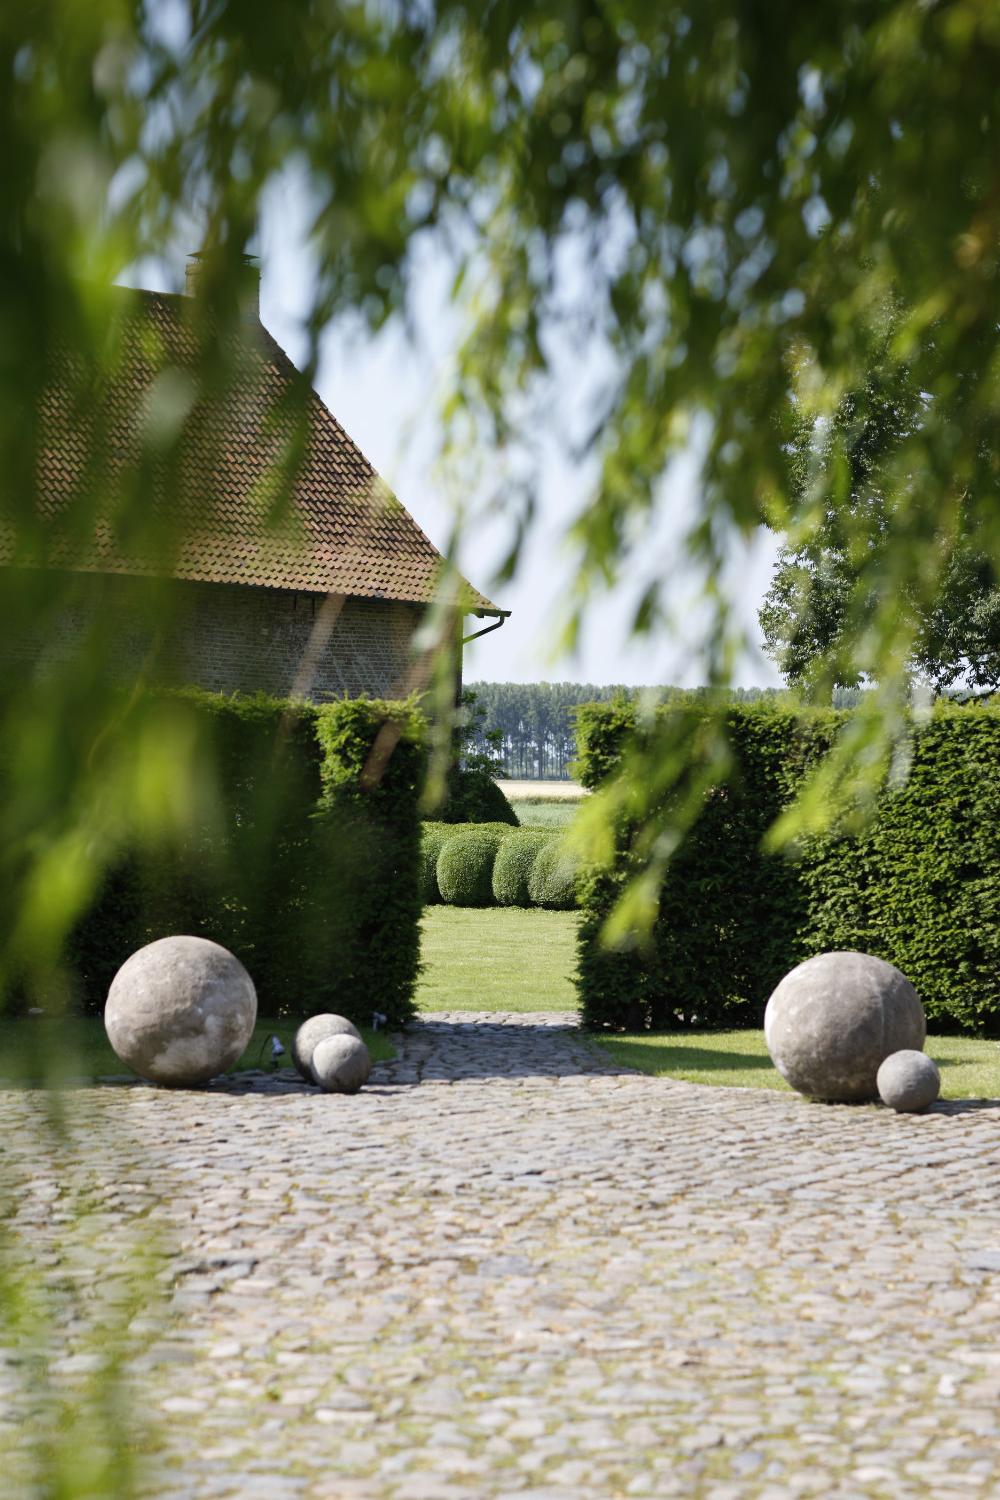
[764,951,926,1102]
[105,935,257,1086]
[439,768,519,825]
[292,1013,362,1080]
[527,837,579,910]
[311,1033,372,1094]
[436,826,508,906]
[493,829,550,907]
[877,1050,941,1113]
[419,823,453,904]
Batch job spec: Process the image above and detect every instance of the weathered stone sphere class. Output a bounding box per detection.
[310,1034,372,1095]
[105,935,257,1086]
[292,1014,363,1081]
[764,951,925,1102]
[877,1050,941,1113]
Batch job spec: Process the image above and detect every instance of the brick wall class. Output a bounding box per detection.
[6,572,430,701]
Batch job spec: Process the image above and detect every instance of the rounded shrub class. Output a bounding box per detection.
[528,837,579,910]
[436,826,508,907]
[440,768,519,826]
[492,829,550,907]
[420,822,453,904]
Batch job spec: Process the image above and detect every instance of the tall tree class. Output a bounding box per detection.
[761,348,1000,694]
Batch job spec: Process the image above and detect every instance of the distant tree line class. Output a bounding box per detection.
[464,682,867,781]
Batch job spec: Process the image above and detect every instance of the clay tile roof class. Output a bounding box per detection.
[28,286,500,613]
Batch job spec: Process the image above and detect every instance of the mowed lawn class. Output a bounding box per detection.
[418,908,1000,1098]
[416,906,579,1012]
[0,1016,394,1086]
[595,1029,1000,1101]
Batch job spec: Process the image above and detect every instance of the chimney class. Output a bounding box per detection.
[184,249,260,322]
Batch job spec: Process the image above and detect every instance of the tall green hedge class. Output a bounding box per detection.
[67,691,426,1027]
[796,706,1000,1034]
[575,700,1000,1035]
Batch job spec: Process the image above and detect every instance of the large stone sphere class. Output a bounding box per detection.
[310,1034,372,1094]
[105,936,257,1086]
[292,1014,362,1081]
[764,951,925,1102]
[877,1050,941,1113]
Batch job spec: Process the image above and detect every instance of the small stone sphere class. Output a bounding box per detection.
[292,1014,363,1080]
[877,1050,941,1113]
[105,935,257,1086]
[764,951,925,1102]
[310,1034,372,1095]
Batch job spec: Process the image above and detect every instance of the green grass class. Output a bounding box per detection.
[509,799,580,829]
[0,1016,394,1086]
[416,905,579,1012]
[594,1029,1000,1100]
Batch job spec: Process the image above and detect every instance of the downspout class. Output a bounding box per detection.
[457,608,509,709]
[462,608,511,646]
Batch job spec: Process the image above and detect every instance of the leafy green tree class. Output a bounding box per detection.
[760,357,1000,694]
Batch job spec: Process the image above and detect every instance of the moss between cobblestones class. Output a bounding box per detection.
[594,1030,1000,1099]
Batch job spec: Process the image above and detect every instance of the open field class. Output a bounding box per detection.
[501,779,587,800]
[509,797,579,827]
[0,1015,394,1085]
[416,905,579,1012]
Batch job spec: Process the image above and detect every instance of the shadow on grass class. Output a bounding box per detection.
[602,1041,774,1074]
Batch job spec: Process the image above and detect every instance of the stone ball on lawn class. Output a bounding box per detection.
[311,1033,372,1095]
[877,1050,941,1113]
[764,951,925,1103]
[292,1014,363,1081]
[105,935,257,1086]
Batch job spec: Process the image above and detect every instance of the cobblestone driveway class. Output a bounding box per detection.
[4,1013,1000,1499]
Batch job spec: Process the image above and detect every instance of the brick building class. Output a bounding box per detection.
[12,257,506,701]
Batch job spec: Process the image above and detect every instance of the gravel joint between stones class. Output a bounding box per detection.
[4,1011,1000,1498]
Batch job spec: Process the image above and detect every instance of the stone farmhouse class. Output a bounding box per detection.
[11,255,506,702]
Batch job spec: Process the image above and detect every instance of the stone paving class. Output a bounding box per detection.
[4,1012,1000,1497]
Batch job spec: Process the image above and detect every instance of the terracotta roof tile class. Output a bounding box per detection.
[25,288,499,613]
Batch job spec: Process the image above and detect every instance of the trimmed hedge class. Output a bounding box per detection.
[575,700,822,1031]
[67,691,426,1027]
[527,838,579,910]
[436,826,508,907]
[797,706,1000,1034]
[420,822,453,904]
[422,822,576,910]
[574,700,1000,1035]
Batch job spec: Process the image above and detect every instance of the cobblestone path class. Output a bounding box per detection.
[4,1013,1000,1498]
